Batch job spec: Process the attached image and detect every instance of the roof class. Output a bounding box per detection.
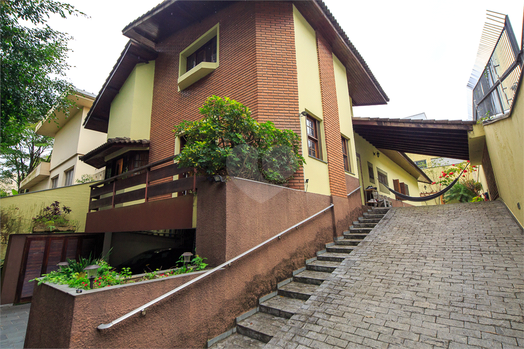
[79,138,150,169]
[122,0,388,105]
[37,90,96,137]
[378,150,432,184]
[353,117,476,160]
[83,41,158,132]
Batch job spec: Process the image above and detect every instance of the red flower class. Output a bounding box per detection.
[467,160,470,163]
[432,182,436,185]
[439,176,442,178]
[452,164,455,166]
[449,172,454,175]
[463,175,466,177]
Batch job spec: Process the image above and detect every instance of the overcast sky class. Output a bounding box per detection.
[49,0,523,121]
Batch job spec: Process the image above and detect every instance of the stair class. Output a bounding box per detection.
[207,206,390,348]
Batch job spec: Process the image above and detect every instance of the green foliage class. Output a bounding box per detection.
[75,174,95,184]
[444,183,478,203]
[0,205,24,245]
[1,0,82,148]
[173,96,305,184]
[32,201,75,231]
[32,254,209,290]
[0,125,53,191]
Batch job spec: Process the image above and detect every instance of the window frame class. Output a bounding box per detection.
[377,167,389,194]
[306,115,322,160]
[341,136,352,173]
[64,168,74,187]
[51,176,59,189]
[368,162,375,183]
[178,24,219,91]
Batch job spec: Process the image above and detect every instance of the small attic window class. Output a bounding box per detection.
[178,24,219,91]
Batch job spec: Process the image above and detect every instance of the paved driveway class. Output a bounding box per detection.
[0,303,30,349]
[268,201,524,348]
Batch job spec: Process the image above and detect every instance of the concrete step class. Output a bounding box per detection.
[306,259,340,273]
[343,231,368,239]
[316,251,349,262]
[370,207,390,214]
[348,226,373,234]
[326,244,356,253]
[293,269,331,285]
[358,217,381,223]
[335,238,363,246]
[259,295,305,319]
[236,312,288,343]
[352,221,377,228]
[363,212,385,219]
[208,332,266,348]
[278,281,319,300]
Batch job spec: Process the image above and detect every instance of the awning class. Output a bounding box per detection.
[80,138,150,169]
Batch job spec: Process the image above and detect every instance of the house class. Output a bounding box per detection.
[19,90,107,192]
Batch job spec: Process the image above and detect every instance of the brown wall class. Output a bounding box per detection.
[196,178,332,266]
[1,234,26,304]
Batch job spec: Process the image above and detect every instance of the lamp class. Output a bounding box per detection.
[84,264,100,289]
[373,151,380,158]
[212,175,224,182]
[181,252,193,266]
[57,261,69,271]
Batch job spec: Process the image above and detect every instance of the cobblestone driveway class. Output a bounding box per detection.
[267,201,524,348]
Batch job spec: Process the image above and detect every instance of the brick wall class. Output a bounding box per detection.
[150,1,304,189]
[316,34,347,198]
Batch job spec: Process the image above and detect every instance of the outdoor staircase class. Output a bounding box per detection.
[208,207,390,348]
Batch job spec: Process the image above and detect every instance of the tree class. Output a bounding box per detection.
[173,96,305,185]
[0,0,82,147]
[0,125,53,191]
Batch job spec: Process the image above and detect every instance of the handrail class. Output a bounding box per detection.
[90,155,177,188]
[347,186,361,197]
[98,203,334,330]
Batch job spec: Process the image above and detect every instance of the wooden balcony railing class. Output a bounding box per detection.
[88,156,196,212]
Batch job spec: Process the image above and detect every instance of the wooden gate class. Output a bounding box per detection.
[11,233,104,303]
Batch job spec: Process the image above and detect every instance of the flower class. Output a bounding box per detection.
[439,176,442,178]
[449,172,454,175]
[452,164,455,166]
[432,182,436,185]
[467,160,470,163]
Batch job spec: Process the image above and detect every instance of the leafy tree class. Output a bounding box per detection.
[173,96,305,184]
[0,125,53,191]
[0,0,82,147]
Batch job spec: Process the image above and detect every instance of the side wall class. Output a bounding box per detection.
[483,83,524,226]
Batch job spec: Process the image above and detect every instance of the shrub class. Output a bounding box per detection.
[173,96,305,184]
[32,201,75,231]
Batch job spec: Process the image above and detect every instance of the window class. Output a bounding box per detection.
[414,160,427,169]
[64,168,74,186]
[51,176,59,189]
[186,37,217,72]
[178,24,219,91]
[341,137,352,173]
[105,151,149,179]
[306,116,321,159]
[377,168,388,193]
[368,162,375,183]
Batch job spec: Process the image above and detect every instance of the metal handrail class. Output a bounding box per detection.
[98,203,334,330]
[347,186,361,197]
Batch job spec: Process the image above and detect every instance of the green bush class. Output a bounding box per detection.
[173,96,305,184]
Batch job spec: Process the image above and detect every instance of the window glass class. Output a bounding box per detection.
[377,168,388,193]
[51,176,59,189]
[186,37,217,72]
[342,137,352,172]
[368,162,375,183]
[306,115,321,159]
[65,168,74,186]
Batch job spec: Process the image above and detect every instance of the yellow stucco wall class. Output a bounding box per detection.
[293,6,330,196]
[483,86,524,226]
[333,54,357,178]
[355,134,423,206]
[50,108,82,171]
[108,62,155,140]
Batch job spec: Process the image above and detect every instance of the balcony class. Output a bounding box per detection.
[20,162,50,191]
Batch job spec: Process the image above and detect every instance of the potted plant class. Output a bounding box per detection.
[32,201,77,233]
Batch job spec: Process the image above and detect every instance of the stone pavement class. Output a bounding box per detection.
[0,303,30,349]
[267,201,524,349]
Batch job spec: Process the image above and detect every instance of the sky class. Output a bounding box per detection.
[49,0,523,121]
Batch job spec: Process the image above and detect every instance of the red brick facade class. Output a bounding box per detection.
[316,35,347,198]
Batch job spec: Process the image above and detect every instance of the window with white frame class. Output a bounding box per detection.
[51,176,59,189]
[341,136,352,173]
[306,115,322,160]
[64,168,74,186]
[377,168,389,193]
[368,162,375,183]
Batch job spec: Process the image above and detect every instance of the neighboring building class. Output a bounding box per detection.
[20,90,107,192]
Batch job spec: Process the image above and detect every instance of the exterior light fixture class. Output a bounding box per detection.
[212,175,224,182]
[181,252,193,266]
[373,151,380,158]
[57,261,69,271]
[84,264,100,289]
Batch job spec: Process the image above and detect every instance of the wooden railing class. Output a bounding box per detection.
[88,156,196,212]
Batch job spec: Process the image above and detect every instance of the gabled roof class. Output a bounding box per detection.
[122,0,388,106]
[83,41,158,132]
[79,138,150,169]
[353,117,475,160]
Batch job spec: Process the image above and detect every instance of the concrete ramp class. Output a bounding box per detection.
[268,201,524,348]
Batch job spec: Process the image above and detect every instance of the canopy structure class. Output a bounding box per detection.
[384,164,470,202]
